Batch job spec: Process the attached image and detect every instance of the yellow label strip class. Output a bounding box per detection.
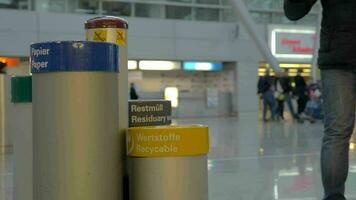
[127,125,209,157]
[86,28,127,46]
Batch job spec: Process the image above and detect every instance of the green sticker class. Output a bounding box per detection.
[11,76,32,103]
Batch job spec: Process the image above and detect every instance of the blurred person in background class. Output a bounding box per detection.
[294,69,309,117]
[0,61,6,74]
[258,70,277,122]
[285,0,356,199]
[304,82,323,121]
[130,82,139,100]
[279,69,298,120]
[275,78,286,120]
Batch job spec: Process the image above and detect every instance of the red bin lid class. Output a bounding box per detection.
[85,16,128,29]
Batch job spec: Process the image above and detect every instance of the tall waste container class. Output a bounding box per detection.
[31,41,121,200]
[85,17,129,199]
[11,76,33,200]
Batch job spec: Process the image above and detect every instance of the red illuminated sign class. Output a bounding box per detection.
[269,26,317,61]
[281,39,301,46]
[280,36,315,55]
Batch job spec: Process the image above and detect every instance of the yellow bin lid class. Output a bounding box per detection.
[127,125,209,157]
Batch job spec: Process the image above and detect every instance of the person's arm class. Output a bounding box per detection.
[284,0,317,21]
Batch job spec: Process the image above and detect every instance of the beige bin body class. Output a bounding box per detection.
[127,125,209,200]
[32,41,120,200]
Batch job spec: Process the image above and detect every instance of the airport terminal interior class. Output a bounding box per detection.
[0,0,356,200]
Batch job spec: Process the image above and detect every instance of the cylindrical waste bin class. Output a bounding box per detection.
[85,16,129,156]
[0,75,13,154]
[11,76,33,200]
[31,41,120,200]
[85,17,129,200]
[0,74,7,154]
[127,125,209,200]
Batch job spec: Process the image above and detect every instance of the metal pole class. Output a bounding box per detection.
[229,0,281,72]
[98,0,103,15]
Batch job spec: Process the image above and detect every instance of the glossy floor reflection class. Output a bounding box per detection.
[0,153,12,200]
[175,113,356,200]
[2,112,356,199]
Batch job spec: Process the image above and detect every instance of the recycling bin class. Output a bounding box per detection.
[11,76,33,200]
[85,16,129,156]
[85,16,129,200]
[31,41,120,200]
[127,125,209,200]
[0,74,11,154]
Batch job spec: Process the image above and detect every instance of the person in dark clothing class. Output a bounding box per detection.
[258,71,277,122]
[130,83,139,100]
[0,61,6,74]
[278,69,298,119]
[274,78,286,120]
[294,69,309,115]
[284,1,356,199]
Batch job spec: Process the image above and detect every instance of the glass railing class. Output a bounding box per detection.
[0,0,319,25]
[0,0,29,10]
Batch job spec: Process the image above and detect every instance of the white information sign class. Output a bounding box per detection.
[269,25,317,62]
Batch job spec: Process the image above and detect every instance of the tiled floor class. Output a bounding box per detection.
[2,112,356,200]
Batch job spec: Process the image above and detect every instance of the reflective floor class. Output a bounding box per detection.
[176,113,356,200]
[2,112,356,200]
[0,153,12,200]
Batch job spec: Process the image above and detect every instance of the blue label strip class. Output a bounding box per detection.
[31,41,119,73]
